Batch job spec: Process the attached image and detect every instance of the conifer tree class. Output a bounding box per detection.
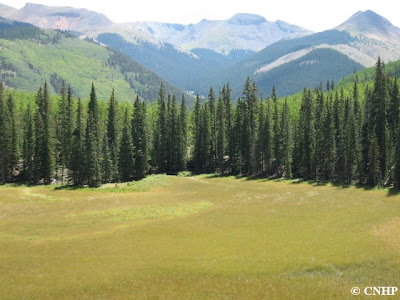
[272,87,281,175]
[84,83,101,187]
[7,94,17,181]
[298,88,315,180]
[216,93,225,173]
[314,91,325,178]
[33,83,52,184]
[321,98,336,180]
[372,57,389,180]
[178,94,188,171]
[71,98,84,185]
[208,87,217,172]
[132,96,147,179]
[22,103,35,181]
[0,82,9,183]
[119,109,134,181]
[281,98,292,178]
[344,97,356,184]
[333,90,345,182]
[193,95,202,173]
[367,130,380,186]
[106,88,119,182]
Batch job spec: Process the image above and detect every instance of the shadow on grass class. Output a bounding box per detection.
[201,173,400,197]
[53,185,85,191]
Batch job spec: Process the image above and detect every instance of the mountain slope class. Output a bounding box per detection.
[0,21,186,102]
[132,13,312,53]
[336,10,400,39]
[204,10,400,97]
[96,33,255,93]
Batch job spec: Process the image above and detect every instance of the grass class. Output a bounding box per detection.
[1,174,400,299]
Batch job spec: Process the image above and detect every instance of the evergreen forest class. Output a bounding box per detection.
[1,58,400,189]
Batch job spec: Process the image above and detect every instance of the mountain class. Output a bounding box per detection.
[132,13,312,53]
[0,3,15,15]
[203,10,400,97]
[0,20,186,102]
[2,4,400,100]
[336,10,400,39]
[2,2,112,31]
[96,33,255,93]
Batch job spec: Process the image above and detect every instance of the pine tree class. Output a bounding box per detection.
[223,84,234,173]
[71,98,85,185]
[0,82,9,183]
[106,88,119,182]
[7,94,18,181]
[102,133,112,183]
[242,78,258,175]
[84,83,101,187]
[22,103,35,181]
[333,90,345,182]
[314,91,325,179]
[193,95,202,173]
[156,84,168,172]
[281,98,292,178]
[263,98,272,175]
[33,83,52,184]
[372,57,389,180]
[367,130,380,186]
[178,94,188,171]
[216,93,225,173]
[132,96,147,179]
[119,109,134,181]
[298,89,315,180]
[208,87,217,172]
[272,87,281,175]
[394,116,400,189]
[321,98,336,181]
[344,97,356,184]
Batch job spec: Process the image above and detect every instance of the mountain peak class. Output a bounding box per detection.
[335,10,400,38]
[228,13,267,25]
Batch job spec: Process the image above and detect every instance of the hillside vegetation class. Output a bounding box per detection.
[0,24,185,101]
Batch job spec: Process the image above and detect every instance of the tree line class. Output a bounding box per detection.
[1,58,400,188]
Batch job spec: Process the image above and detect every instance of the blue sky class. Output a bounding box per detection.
[2,0,399,32]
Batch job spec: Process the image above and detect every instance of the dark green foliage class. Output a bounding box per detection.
[3,57,399,190]
[97,33,253,95]
[84,83,101,187]
[106,89,119,182]
[70,98,85,185]
[119,109,134,182]
[132,96,148,179]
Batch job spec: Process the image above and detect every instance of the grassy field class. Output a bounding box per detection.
[1,175,400,299]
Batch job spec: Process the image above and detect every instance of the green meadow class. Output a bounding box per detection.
[1,175,399,299]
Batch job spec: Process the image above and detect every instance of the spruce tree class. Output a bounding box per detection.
[84,83,101,187]
[106,88,119,182]
[281,98,292,178]
[22,103,35,181]
[0,82,9,183]
[132,96,147,179]
[193,95,202,173]
[272,87,281,175]
[119,109,134,182]
[178,94,188,171]
[372,57,389,180]
[71,98,85,185]
[298,89,315,180]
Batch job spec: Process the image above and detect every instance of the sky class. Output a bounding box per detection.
[2,0,400,32]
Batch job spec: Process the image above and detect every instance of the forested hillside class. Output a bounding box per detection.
[0,20,186,102]
[1,58,399,189]
[96,33,255,93]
